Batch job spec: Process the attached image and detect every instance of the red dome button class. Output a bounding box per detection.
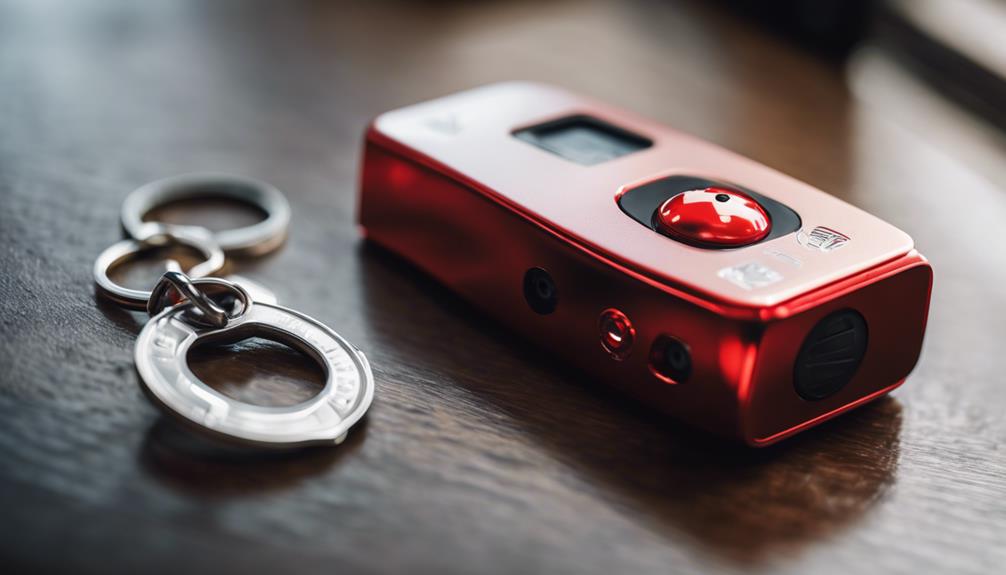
[655,187,771,248]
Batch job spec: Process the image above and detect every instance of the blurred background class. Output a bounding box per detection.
[3,0,1005,193]
[2,1,1005,574]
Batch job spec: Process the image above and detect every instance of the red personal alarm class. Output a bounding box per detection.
[358,82,933,445]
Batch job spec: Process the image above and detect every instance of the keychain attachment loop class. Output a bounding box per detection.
[148,271,250,329]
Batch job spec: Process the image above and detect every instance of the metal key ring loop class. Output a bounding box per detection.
[148,272,251,329]
[93,229,225,309]
[121,173,290,257]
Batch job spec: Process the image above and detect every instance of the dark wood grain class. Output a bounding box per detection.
[1,1,1004,574]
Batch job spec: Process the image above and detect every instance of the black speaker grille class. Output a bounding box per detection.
[793,309,868,401]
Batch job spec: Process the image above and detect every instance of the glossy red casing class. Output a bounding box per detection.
[357,82,933,446]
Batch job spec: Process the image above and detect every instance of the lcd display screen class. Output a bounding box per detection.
[514,115,651,165]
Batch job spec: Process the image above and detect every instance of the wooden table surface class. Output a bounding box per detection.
[2,1,1004,573]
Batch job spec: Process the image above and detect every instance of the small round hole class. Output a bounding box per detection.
[649,335,692,384]
[523,267,558,314]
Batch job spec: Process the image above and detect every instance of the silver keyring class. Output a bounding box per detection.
[121,173,290,256]
[93,229,225,309]
[148,272,251,329]
[135,300,374,448]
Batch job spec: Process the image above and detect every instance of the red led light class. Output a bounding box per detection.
[599,308,635,360]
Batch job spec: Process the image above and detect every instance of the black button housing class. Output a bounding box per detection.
[618,175,802,248]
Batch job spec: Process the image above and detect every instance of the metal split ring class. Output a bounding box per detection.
[93,228,226,309]
[121,173,290,256]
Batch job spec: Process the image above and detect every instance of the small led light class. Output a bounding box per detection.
[599,308,635,360]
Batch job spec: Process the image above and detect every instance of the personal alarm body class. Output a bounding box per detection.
[358,82,932,445]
